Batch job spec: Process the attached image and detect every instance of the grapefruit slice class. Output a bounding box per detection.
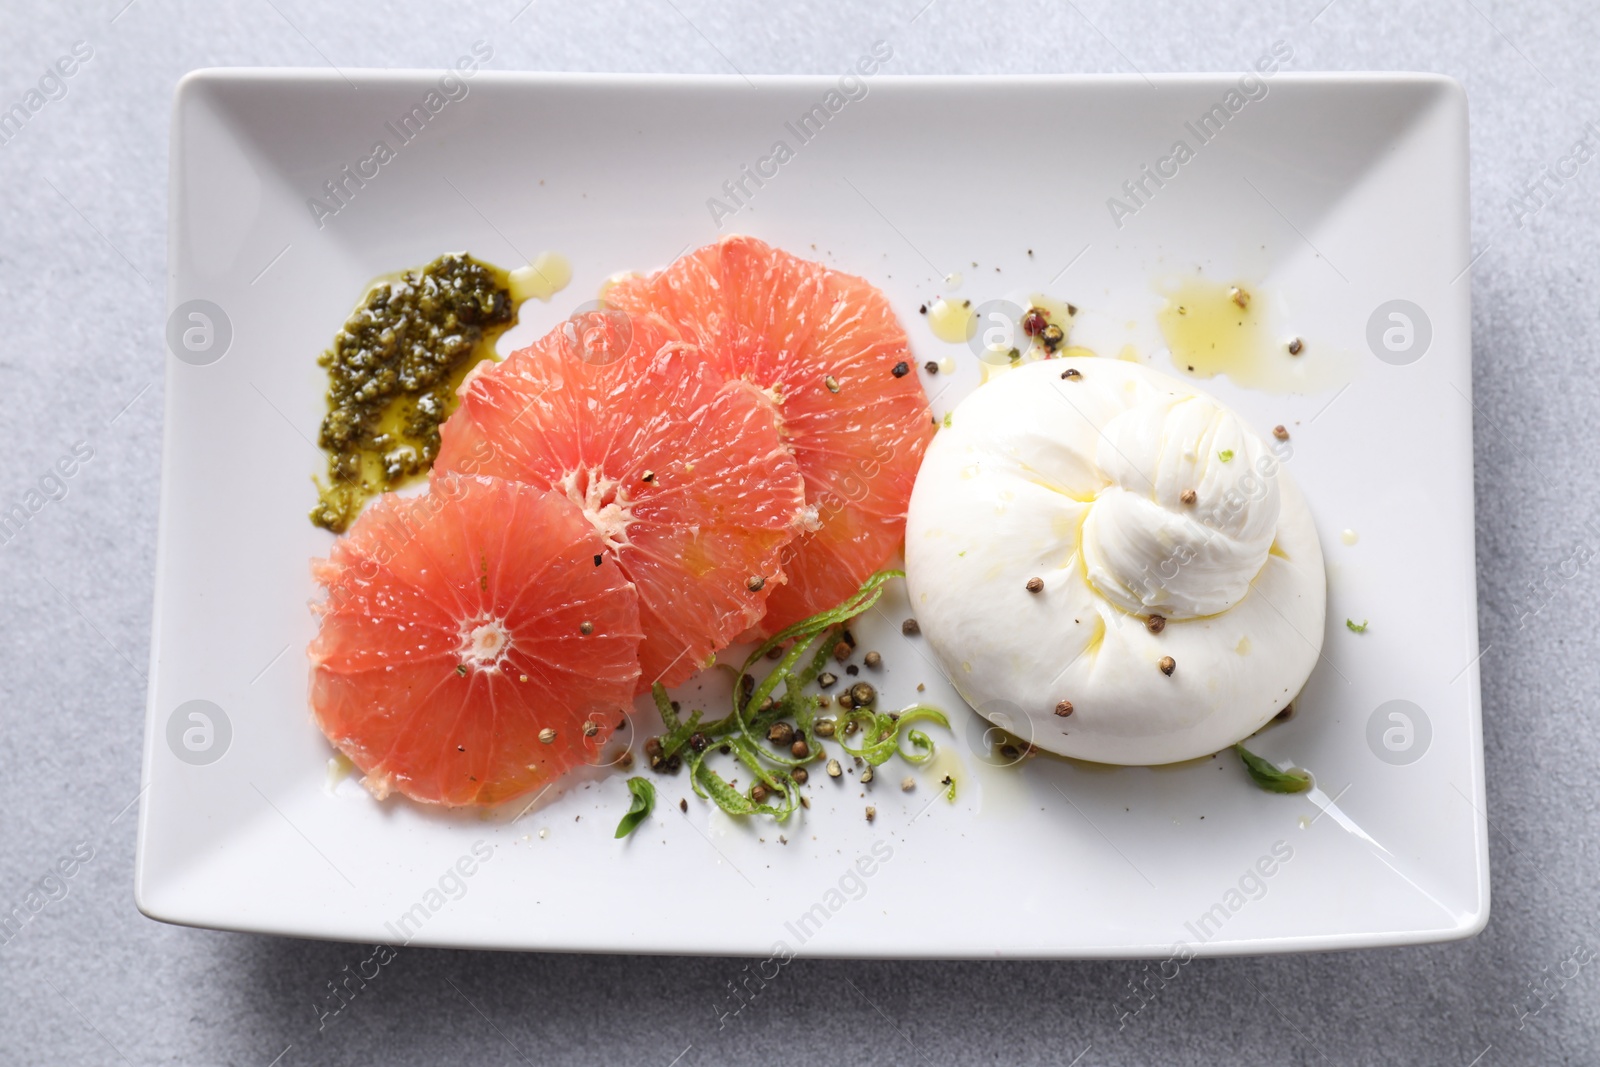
[310,473,643,806]
[603,236,934,633]
[435,310,807,688]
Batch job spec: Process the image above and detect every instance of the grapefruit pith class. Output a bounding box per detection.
[602,236,934,633]
[435,310,807,688]
[310,473,643,806]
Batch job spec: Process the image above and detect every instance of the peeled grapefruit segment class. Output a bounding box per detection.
[310,473,643,807]
[435,312,807,688]
[603,236,934,633]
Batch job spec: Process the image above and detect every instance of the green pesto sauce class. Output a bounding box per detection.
[311,253,514,532]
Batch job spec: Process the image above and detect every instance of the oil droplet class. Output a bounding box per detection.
[597,270,635,304]
[538,827,550,839]
[1116,344,1140,363]
[1235,636,1251,655]
[978,359,1011,385]
[325,753,356,792]
[944,271,964,289]
[1155,276,1348,393]
[938,355,957,375]
[1298,815,1312,829]
[508,251,572,303]
[1341,529,1359,546]
[928,297,976,344]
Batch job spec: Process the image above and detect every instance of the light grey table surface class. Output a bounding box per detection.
[2,0,1597,1064]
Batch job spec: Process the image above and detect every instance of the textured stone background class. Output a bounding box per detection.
[2,0,1597,1063]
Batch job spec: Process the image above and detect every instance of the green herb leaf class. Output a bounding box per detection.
[652,570,950,824]
[1234,744,1313,794]
[941,411,953,428]
[614,777,656,838]
[1345,618,1368,633]
[1218,449,1235,462]
[652,683,681,730]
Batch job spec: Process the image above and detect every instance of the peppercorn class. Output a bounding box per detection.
[849,682,876,707]
[902,618,920,636]
[1040,323,1064,348]
[1026,577,1044,593]
[1287,337,1303,355]
[689,732,708,753]
[1273,425,1289,440]
[924,360,939,375]
[538,727,556,744]
[1055,700,1074,717]
[751,783,769,803]
[892,361,910,378]
[827,758,842,778]
[1159,656,1176,676]
[579,621,593,635]
[768,722,794,746]
[1146,614,1166,634]
[863,650,882,669]
[1180,489,1197,505]
[790,739,810,759]
[747,575,766,592]
[644,737,662,757]
[865,806,876,822]
[1021,308,1048,336]
[861,765,874,784]
[818,671,838,690]
[582,720,599,737]
[815,719,836,738]
[1060,367,1081,380]
[833,641,851,662]
[792,767,809,784]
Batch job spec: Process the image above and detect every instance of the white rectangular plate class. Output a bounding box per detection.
[139,70,1484,957]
